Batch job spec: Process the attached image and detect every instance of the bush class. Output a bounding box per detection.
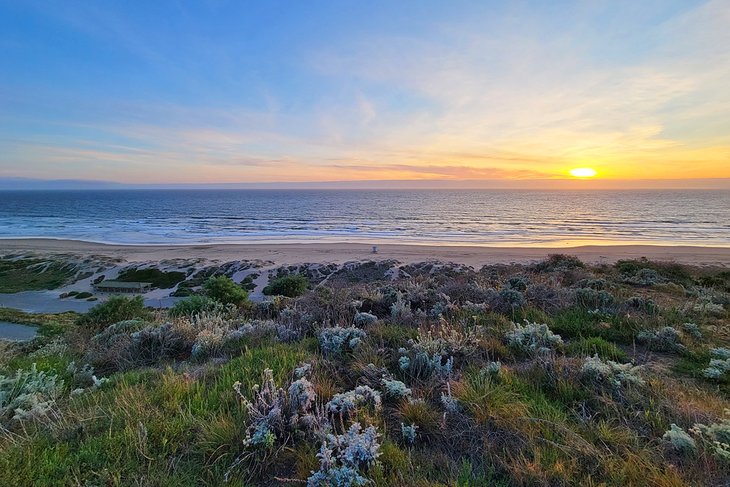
[703,348,730,380]
[307,423,381,486]
[263,274,309,297]
[623,268,665,287]
[581,354,644,389]
[228,368,323,482]
[319,326,367,355]
[203,276,249,306]
[531,254,584,272]
[76,295,148,329]
[400,423,418,444]
[127,323,194,367]
[492,288,525,314]
[326,386,382,417]
[573,288,614,310]
[505,321,563,355]
[0,363,63,424]
[664,413,730,461]
[381,378,411,400]
[636,326,684,353]
[663,424,697,453]
[624,296,658,314]
[169,295,218,318]
[507,276,529,292]
[116,267,186,289]
[353,312,378,327]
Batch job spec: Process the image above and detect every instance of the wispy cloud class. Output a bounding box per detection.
[0,1,728,185]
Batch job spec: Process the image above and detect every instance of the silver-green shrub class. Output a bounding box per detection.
[381,378,411,400]
[0,364,63,424]
[326,386,382,417]
[636,326,685,352]
[307,422,381,487]
[319,326,367,355]
[581,354,644,388]
[505,321,563,355]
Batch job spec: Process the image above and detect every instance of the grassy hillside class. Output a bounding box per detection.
[1,256,729,486]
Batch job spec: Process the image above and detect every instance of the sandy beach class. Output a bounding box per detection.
[2,238,730,267]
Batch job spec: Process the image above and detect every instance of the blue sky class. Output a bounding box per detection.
[1,0,728,186]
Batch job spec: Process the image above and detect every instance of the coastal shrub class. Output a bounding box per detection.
[624,296,658,314]
[616,258,693,287]
[505,321,563,355]
[400,423,418,444]
[76,295,149,329]
[573,287,614,310]
[682,322,703,339]
[396,327,479,380]
[319,326,367,355]
[116,267,186,289]
[381,378,411,400]
[307,423,381,487]
[507,276,529,292]
[665,413,730,461]
[525,284,570,312]
[228,368,324,481]
[353,311,378,328]
[531,254,584,272]
[0,257,77,292]
[703,348,730,380]
[168,295,218,317]
[663,424,697,453]
[636,326,685,353]
[0,363,63,424]
[84,319,146,371]
[690,413,730,460]
[203,275,249,307]
[263,274,309,297]
[66,361,106,390]
[398,348,454,381]
[127,323,194,366]
[326,386,382,417]
[624,268,665,287]
[390,293,413,322]
[581,354,644,389]
[692,299,725,317]
[574,278,609,290]
[491,288,525,314]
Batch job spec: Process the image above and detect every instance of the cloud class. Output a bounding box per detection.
[1,1,729,183]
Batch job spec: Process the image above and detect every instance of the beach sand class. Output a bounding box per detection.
[2,238,730,267]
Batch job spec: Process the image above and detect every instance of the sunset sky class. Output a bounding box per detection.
[1,0,729,187]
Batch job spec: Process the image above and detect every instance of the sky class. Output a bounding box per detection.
[1,0,729,188]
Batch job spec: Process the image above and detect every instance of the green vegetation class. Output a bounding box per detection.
[263,273,309,297]
[202,275,249,306]
[75,295,149,329]
[1,255,729,486]
[168,295,218,317]
[0,257,78,293]
[116,267,186,289]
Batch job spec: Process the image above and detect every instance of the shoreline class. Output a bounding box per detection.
[3,237,730,267]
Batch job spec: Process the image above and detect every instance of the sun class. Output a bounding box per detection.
[569,167,598,178]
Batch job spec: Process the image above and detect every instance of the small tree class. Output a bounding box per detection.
[263,274,308,297]
[203,276,249,307]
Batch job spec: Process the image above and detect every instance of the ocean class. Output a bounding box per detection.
[0,189,728,247]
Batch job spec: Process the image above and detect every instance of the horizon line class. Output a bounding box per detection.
[1,176,729,191]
